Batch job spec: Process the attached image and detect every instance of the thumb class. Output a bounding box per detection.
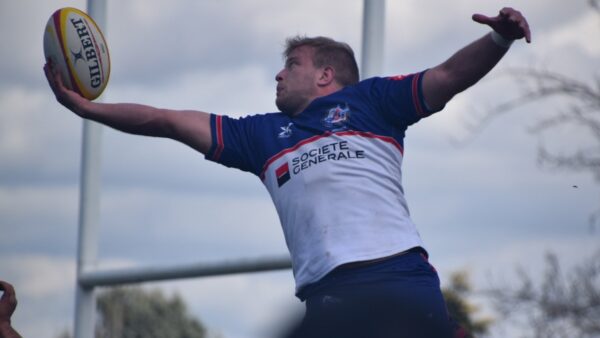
[472,13,495,26]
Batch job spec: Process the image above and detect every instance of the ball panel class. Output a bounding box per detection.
[61,9,88,97]
[44,12,80,96]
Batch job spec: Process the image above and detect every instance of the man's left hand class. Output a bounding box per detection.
[472,7,532,43]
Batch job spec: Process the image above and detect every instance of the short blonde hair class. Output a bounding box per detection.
[284,36,359,86]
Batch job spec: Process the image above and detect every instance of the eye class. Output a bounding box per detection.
[286,59,298,69]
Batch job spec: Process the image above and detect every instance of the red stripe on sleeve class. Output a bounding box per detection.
[412,73,425,117]
[213,115,224,161]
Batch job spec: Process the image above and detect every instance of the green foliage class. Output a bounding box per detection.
[442,271,493,338]
[96,286,207,338]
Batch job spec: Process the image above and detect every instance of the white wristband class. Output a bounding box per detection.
[490,31,514,48]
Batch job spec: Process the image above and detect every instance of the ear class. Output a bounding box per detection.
[316,66,335,87]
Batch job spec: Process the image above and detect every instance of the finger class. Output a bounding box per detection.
[46,57,57,75]
[43,63,51,79]
[517,17,532,43]
[0,281,14,297]
[500,7,515,17]
[500,9,519,25]
[0,281,17,319]
[523,23,532,43]
[500,8,523,27]
[43,63,58,91]
[53,67,65,88]
[508,14,520,25]
[45,61,66,91]
[509,12,531,42]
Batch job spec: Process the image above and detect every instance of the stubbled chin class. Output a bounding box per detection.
[276,98,293,115]
[275,101,286,114]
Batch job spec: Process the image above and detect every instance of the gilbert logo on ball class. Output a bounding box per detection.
[44,7,110,100]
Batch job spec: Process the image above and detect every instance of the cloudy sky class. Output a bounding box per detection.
[1,0,598,337]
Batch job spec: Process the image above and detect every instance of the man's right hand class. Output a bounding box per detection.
[43,60,91,117]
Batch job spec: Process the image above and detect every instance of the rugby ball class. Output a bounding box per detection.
[43,7,110,100]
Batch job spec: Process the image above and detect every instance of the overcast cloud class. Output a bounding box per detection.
[1,1,599,337]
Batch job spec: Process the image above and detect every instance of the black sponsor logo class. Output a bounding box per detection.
[291,140,365,175]
[70,17,102,88]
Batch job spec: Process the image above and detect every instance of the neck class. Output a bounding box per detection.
[292,84,343,116]
[320,83,343,97]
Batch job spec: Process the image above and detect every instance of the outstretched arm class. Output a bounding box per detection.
[0,281,22,338]
[44,62,212,154]
[422,7,531,111]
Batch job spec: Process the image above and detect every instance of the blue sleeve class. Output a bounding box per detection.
[204,114,261,175]
[359,70,442,128]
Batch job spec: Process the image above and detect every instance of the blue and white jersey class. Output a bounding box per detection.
[205,72,439,293]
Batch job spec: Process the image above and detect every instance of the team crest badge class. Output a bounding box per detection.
[322,104,350,131]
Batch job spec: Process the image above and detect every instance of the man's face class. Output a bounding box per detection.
[275,46,320,116]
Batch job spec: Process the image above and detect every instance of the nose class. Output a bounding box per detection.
[275,69,285,82]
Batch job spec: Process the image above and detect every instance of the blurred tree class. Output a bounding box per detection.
[485,251,600,338]
[442,271,493,338]
[54,286,209,338]
[95,286,207,338]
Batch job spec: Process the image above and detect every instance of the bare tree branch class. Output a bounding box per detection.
[484,251,600,337]
[465,66,600,184]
